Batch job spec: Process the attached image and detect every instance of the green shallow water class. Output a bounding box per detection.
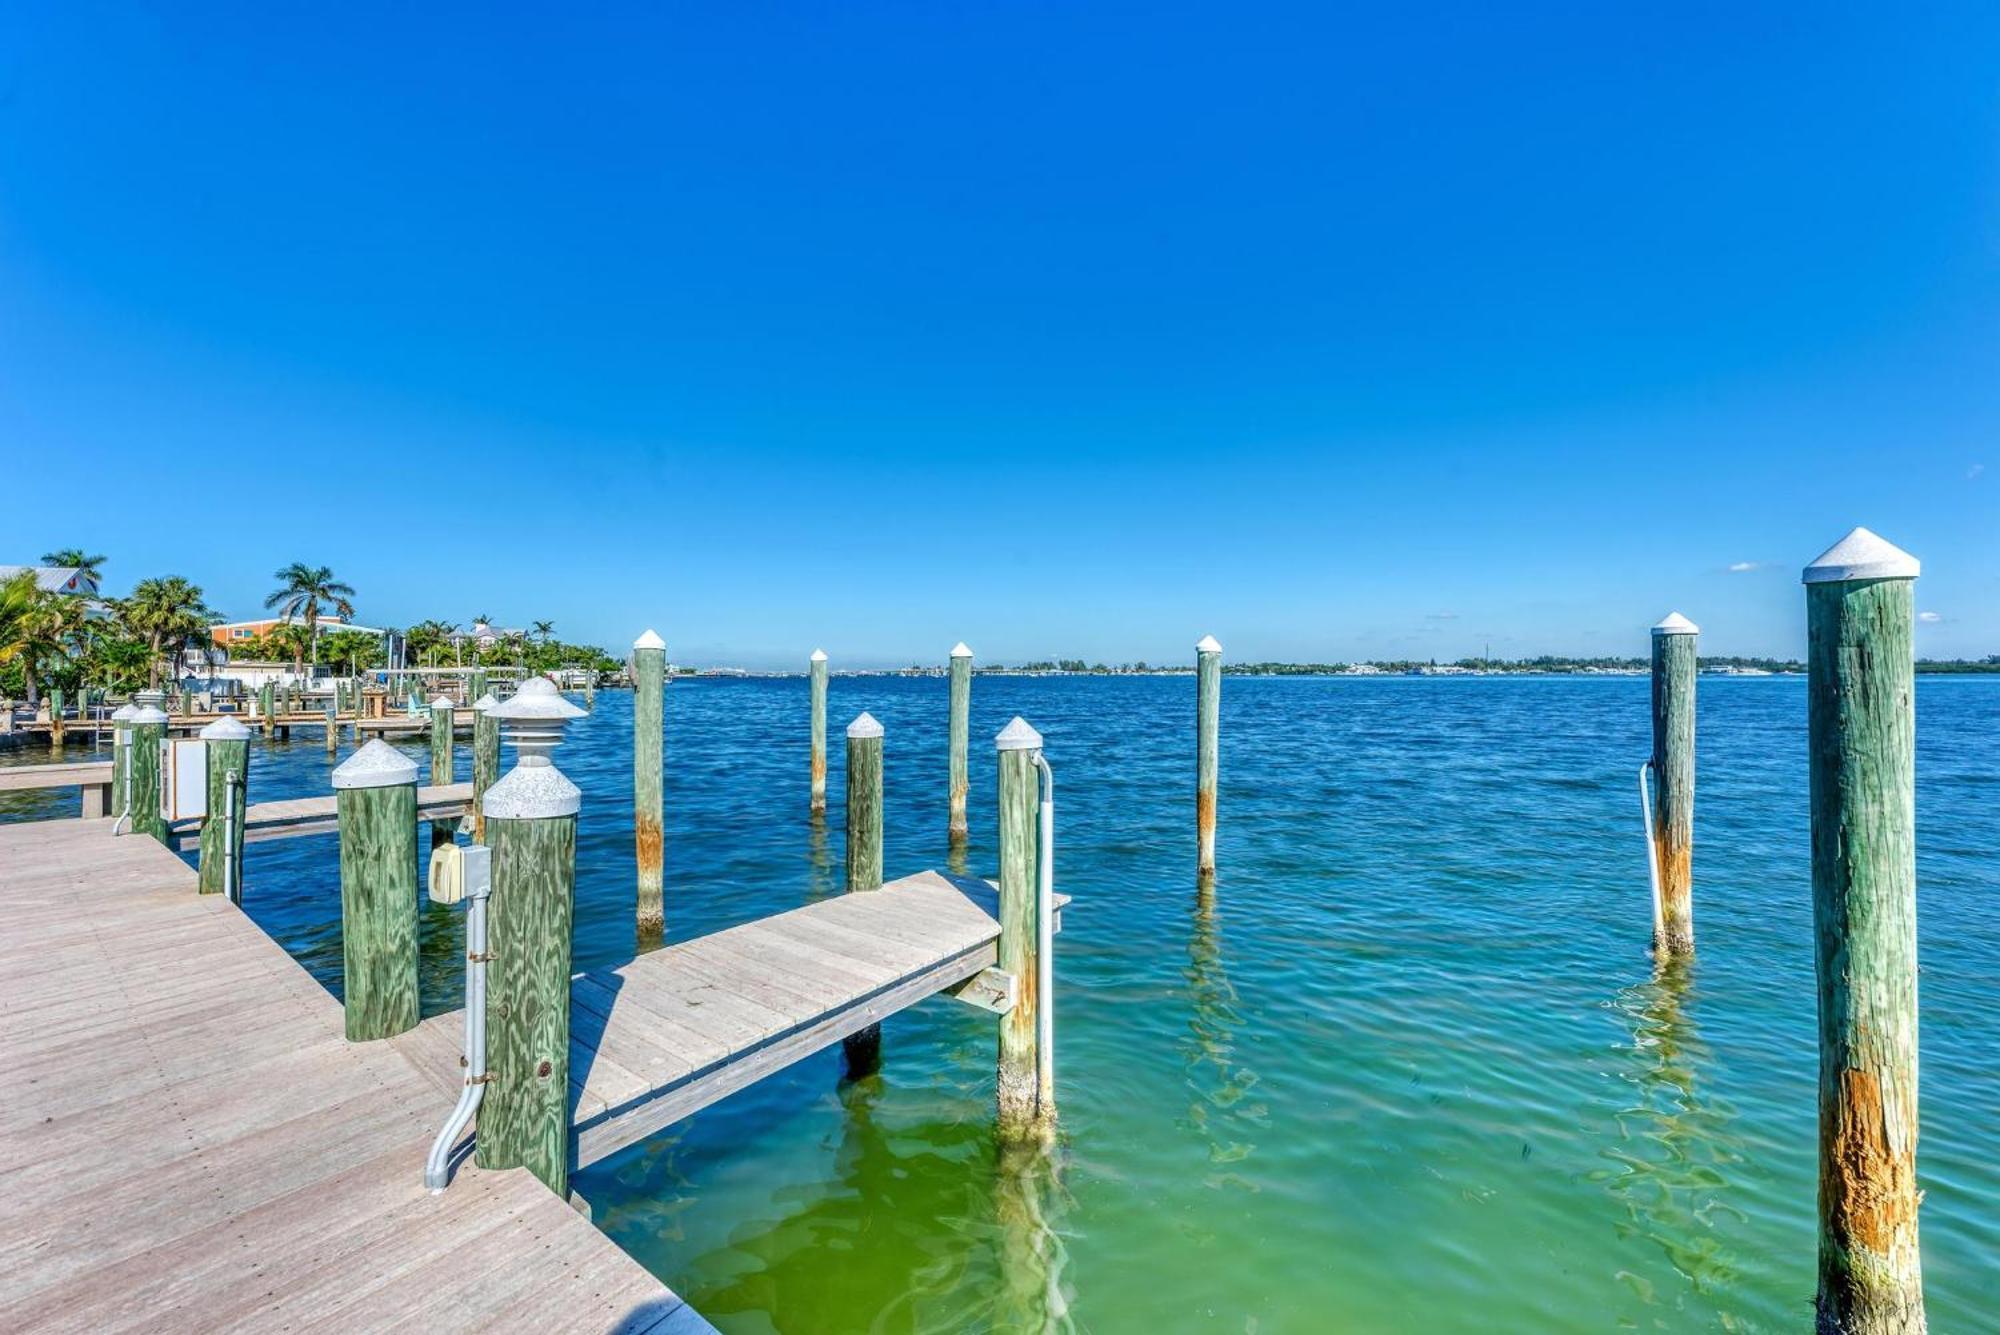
[7,675,1995,1330]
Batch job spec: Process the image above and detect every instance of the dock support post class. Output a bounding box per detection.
[1195,634,1222,876]
[841,711,885,1075]
[477,676,585,1198]
[109,703,136,816]
[259,681,275,737]
[1804,528,1925,1333]
[1649,613,1698,957]
[332,741,420,1041]
[429,694,456,849]
[48,686,65,750]
[995,716,1048,1136]
[471,691,500,843]
[127,697,169,846]
[632,629,667,948]
[809,649,829,816]
[948,642,972,846]
[324,698,339,756]
[198,717,250,898]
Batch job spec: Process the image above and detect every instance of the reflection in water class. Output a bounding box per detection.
[993,1136,1075,1334]
[805,812,834,901]
[945,838,969,879]
[1184,874,1264,1194]
[1594,962,1748,1312]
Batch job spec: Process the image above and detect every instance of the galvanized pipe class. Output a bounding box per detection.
[425,873,490,1191]
[1033,750,1055,1111]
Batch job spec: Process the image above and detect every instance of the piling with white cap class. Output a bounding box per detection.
[476,675,586,1197]
[809,649,829,816]
[109,702,138,817]
[840,711,887,1076]
[197,716,251,898]
[1649,613,1699,957]
[332,740,420,1041]
[1195,634,1223,877]
[470,693,500,843]
[948,643,973,845]
[428,693,458,849]
[632,629,667,947]
[994,716,1049,1135]
[1802,528,1926,1331]
[127,700,170,846]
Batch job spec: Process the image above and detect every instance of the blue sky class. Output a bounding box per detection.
[3,3,1994,667]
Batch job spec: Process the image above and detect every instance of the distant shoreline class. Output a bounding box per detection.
[668,659,2000,681]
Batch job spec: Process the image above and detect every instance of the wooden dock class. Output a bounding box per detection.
[167,782,476,850]
[0,817,708,1333]
[391,869,1060,1169]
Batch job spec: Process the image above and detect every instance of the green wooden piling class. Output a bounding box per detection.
[180,684,193,715]
[809,649,829,816]
[127,702,169,845]
[428,694,457,848]
[995,716,1045,1135]
[476,676,586,1198]
[324,697,339,756]
[1803,528,1925,1333]
[197,717,250,898]
[841,711,885,1074]
[1195,634,1222,876]
[109,704,136,816]
[259,680,275,736]
[48,686,65,749]
[471,692,500,843]
[948,642,972,845]
[633,630,667,947]
[1649,613,1698,957]
[332,741,420,1041]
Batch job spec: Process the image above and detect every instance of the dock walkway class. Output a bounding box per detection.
[0,817,704,1333]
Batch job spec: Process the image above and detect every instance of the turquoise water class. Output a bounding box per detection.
[6,676,1995,1330]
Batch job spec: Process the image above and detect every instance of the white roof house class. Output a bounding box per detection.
[0,565,98,597]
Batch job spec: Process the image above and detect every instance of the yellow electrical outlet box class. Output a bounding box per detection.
[428,844,464,905]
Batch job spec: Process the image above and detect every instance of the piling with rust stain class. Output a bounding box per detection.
[632,629,667,947]
[259,680,275,736]
[995,716,1046,1135]
[1195,634,1222,876]
[1649,613,1698,957]
[48,686,65,749]
[948,642,972,845]
[1804,527,1925,1334]
[197,717,249,898]
[841,711,885,1075]
[333,741,420,1041]
[809,649,829,816]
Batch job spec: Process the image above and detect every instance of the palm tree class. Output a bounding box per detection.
[119,577,218,689]
[0,572,39,699]
[532,620,554,644]
[472,612,493,630]
[264,564,356,671]
[39,549,107,590]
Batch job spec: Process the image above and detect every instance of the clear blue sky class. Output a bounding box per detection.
[3,3,1994,667]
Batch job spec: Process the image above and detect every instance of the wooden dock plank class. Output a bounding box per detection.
[0,816,701,1334]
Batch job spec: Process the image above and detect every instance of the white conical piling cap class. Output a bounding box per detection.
[950,642,973,659]
[1652,612,1699,636]
[847,711,884,739]
[634,628,665,651]
[810,649,828,663]
[111,703,138,722]
[429,694,454,710]
[128,705,169,725]
[483,761,581,819]
[472,693,500,713]
[995,716,1043,751]
[1803,527,1921,584]
[199,717,251,740]
[1196,634,1222,655]
[332,739,418,790]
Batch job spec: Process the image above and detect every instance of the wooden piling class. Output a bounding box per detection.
[994,716,1045,1134]
[471,692,500,843]
[197,717,250,898]
[127,702,169,846]
[259,681,275,736]
[809,649,829,816]
[109,703,136,816]
[48,686,65,749]
[331,741,420,1042]
[324,698,339,756]
[1649,613,1698,957]
[477,676,586,1197]
[1195,634,1222,876]
[632,629,667,947]
[1803,528,1925,1333]
[948,642,972,846]
[841,711,884,1075]
[429,694,457,848]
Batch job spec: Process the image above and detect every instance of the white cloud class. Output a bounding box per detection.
[1727,561,1763,573]
[1970,463,1986,480]
[1918,611,1943,623]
